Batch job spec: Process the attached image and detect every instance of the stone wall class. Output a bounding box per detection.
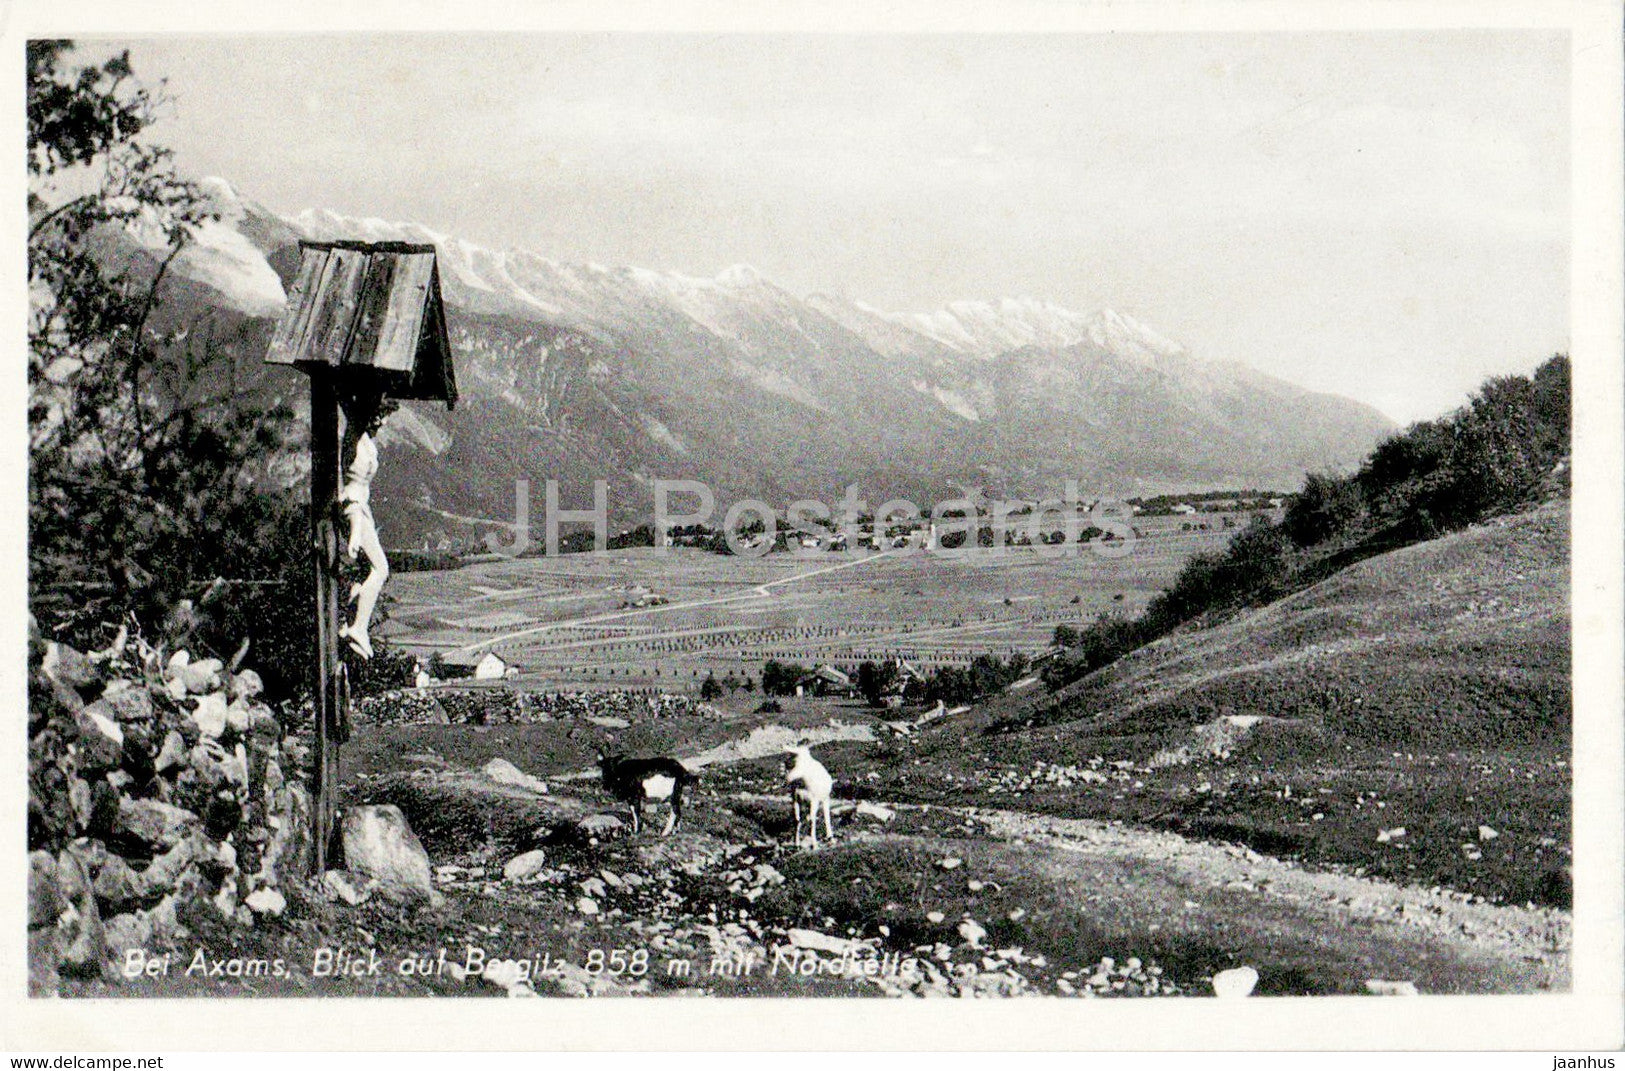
[354,687,726,726]
[27,622,309,994]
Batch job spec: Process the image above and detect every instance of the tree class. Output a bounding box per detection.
[855,660,898,707]
[28,41,307,692]
[761,659,808,697]
[700,673,723,700]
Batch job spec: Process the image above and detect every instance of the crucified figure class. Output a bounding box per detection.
[336,392,394,659]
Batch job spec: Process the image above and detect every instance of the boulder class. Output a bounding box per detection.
[117,798,202,852]
[68,777,92,833]
[119,722,156,779]
[481,958,536,997]
[187,740,241,792]
[263,758,285,794]
[144,894,181,942]
[29,850,61,929]
[73,707,125,772]
[1212,966,1260,998]
[94,686,155,724]
[93,854,149,914]
[203,788,245,839]
[258,785,310,882]
[229,669,264,701]
[224,700,251,736]
[483,758,548,795]
[154,730,187,774]
[340,804,435,906]
[1364,979,1420,997]
[103,911,152,959]
[213,878,239,920]
[191,693,228,739]
[855,800,896,822]
[173,657,224,695]
[53,849,104,978]
[142,833,203,894]
[503,849,549,882]
[322,869,367,906]
[244,887,286,916]
[787,928,876,956]
[28,927,61,997]
[87,780,121,840]
[247,705,280,741]
[62,837,109,877]
[43,642,100,694]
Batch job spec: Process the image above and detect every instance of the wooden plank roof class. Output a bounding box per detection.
[264,240,457,408]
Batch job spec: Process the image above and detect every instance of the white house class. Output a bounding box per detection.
[440,649,508,681]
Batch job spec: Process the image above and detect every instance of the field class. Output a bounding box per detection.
[383,513,1257,688]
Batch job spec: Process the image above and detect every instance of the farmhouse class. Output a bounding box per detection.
[887,658,929,705]
[439,649,508,681]
[795,665,856,698]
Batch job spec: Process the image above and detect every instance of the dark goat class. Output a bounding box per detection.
[595,752,699,835]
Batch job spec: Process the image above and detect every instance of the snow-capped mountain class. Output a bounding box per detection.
[133,181,1393,542]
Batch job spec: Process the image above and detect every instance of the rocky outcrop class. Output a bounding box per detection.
[26,621,309,994]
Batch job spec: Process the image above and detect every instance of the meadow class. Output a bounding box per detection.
[383,512,1262,690]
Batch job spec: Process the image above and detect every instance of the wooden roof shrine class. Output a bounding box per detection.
[265,240,457,408]
[262,239,458,876]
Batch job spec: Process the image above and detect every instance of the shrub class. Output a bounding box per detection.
[1284,472,1363,547]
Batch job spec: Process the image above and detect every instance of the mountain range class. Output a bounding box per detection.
[135,178,1395,545]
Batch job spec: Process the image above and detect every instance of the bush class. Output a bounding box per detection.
[1284,472,1363,547]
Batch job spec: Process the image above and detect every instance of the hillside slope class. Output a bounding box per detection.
[982,499,1569,752]
[881,499,1570,907]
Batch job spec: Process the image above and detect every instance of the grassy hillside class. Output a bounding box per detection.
[1013,499,1568,750]
[878,499,1570,907]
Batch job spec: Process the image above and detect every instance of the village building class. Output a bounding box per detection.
[795,665,856,698]
[438,649,508,681]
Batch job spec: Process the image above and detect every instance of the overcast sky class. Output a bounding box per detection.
[88,32,1569,424]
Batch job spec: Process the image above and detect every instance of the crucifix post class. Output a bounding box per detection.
[308,370,348,874]
[262,239,457,880]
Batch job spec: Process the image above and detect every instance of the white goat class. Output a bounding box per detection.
[784,745,834,848]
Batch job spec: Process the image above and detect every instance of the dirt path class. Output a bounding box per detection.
[963,806,1568,992]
